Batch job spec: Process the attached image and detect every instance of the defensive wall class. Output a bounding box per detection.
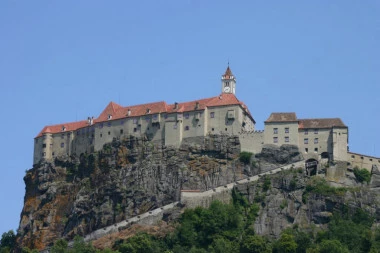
[348,152,380,172]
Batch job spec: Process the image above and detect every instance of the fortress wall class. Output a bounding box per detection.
[348,152,380,171]
[207,105,245,135]
[264,121,299,147]
[181,186,234,209]
[239,131,264,154]
[181,111,206,139]
[332,127,348,161]
[298,128,331,160]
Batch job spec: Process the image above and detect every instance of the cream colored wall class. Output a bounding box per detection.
[332,127,348,161]
[264,122,299,146]
[298,128,331,160]
[164,115,183,147]
[207,105,248,135]
[239,131,264,154]
[181,111,206,138]
[348,152,380,171]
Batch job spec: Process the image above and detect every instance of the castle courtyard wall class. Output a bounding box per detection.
[348,152,380,171]
[264,122,299,146]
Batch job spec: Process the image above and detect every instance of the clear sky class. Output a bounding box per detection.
[0,1,379,235]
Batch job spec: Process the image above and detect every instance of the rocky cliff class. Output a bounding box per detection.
[17,135,255,250]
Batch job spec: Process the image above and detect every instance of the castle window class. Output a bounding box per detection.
[273,128,278,134]
[133,118,138,124]
[133,128,137,132]
[108,131,111,135]
[370,158,373,161]
[210,112,215,118]
[185,113,189,119]
[273,137,278,143]
[99,123,103,129]
[43,152,46,157]
[61,134,64,139]
[153,114,158,120]
[107,122,112,127]
[108,114,112,120]
[305,129,308,135]
[61,143,64,148]
[361,156,364,159]
[212,128,214,131]
[285,128,289,133]
[225,128,227,131]
[314,147,318,153]
[120,129,123,134]
[42,143,46,148]
[52,152,55,156]
[100,133,102,138]
[304,138,308,144]
[285,137,289,142]
[225,82,230,87]
[185,126,189,131]
[305,148,308,153]
[314,138,318,144]
[351,155,355,158]
[314,129,318,134]
[121,120,125,125]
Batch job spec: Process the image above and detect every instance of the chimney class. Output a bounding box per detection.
[90,116,94,125]
[195,102,199,110]
[174,102,178,110]
[127,109,131,116]
[87,117,91,124]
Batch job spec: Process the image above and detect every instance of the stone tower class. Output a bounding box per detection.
[221,65,236,95]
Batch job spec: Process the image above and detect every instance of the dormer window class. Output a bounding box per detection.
[146,109,151,114]
[127,109,131,116]
[108,114,112,120]
[62,126,66,131]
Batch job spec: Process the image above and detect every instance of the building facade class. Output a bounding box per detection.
[33,66,380,171]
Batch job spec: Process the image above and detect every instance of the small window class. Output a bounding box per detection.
[133,118,138,124]
[121,120,125,125]
[370,159,373,161]
[185,126,189,131]
[305,148,308,153]
[273,128,278,134]
[314,129,318,134]
[285,137,289,142]
[147,127,150,130]
[133,128,137,132]
[225,128,227,131]
[314,147,318,153]
[285,128,289,133]
[185,113,189,119]
[42,143,47,148]
[361,156,364,159]
[210,112,215,118]
[52,152,55,156]
[108,131,111,135]
[61,134,65,139]
[212,128,214,131]
[61,143,64,148]
[99,123,104,129]
[120,129,123,134]
[305,129,308,135]
[108,114,112,120]
[100,134,102,138]
[43,152,46,157]
[273,137,278,143]
[314,138,318,144]
[351,155,355,158]
[304,138,308,144]
[107,122,112,127]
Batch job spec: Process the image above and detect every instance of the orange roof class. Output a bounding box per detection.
[298,118,347,129]
[36,120,89,138]
[223,66,233,78]
[265,112,298,123]
[36,94,255,137]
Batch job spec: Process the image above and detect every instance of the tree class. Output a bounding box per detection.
[51,239,68,253]
[274,233,298,253]
[241,235,271,253]
[0,230,16,250]
[317,240,349,253]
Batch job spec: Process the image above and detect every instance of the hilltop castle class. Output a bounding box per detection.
[34,66,379,171]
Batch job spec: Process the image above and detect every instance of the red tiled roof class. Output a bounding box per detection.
[298,118,347,129]
[265,113,297,123]
[36,120,89,138]
[222,66,234,79]
[36,94,254,137]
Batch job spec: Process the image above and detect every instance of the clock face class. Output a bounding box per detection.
[224,86,231,93]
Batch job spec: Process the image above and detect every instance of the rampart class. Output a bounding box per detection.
[348,152,380,172]
[239,130,264,154]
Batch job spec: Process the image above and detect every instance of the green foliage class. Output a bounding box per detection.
[239,152,253,165]
[116,233,164,253]
[280,199,288,209]
[303,177,347,203]
[240,235,271,253]
[316,239,349,253]
[262,176,271,192]
[353,167,371,184]
[273,232,298,253]
[0,230,16,253]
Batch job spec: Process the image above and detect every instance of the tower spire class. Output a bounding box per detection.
[221,65,236,95]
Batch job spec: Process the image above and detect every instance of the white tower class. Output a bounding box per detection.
[221,65,236,94]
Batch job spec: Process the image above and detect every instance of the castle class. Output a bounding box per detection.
[34,66,380,171]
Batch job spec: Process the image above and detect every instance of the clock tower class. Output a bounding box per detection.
[221,65,236,94]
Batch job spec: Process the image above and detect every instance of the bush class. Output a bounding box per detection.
[239,152,253,165]
[353,167,371,184]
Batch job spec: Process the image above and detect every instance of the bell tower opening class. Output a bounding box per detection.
[221,65,236,95]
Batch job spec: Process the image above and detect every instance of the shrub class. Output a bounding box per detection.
[262,176,271,192]
[239,152,253,165]
[353,167,371,184]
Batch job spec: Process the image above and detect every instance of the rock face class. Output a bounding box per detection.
[17,134,247,250]
[235,170,380,238]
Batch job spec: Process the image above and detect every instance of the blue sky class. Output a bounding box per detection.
[0,1,379,235]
